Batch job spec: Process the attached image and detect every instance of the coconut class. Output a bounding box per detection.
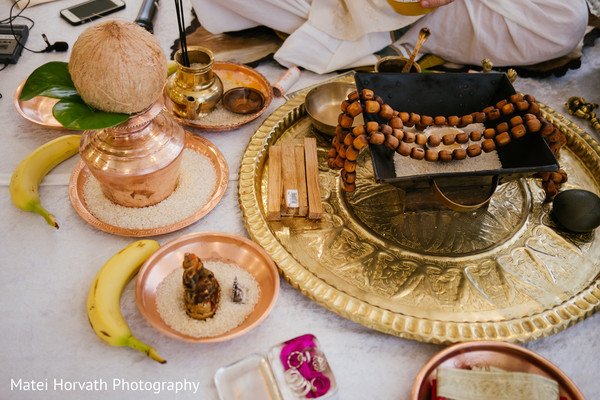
[69,20,167,114]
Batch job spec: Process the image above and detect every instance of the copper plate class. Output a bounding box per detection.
[411,341,584,399]
[135,232,280,343]
[238,81,600,344]
[68,132,228,237]
[13,79,67,130]
[163,61,273,131]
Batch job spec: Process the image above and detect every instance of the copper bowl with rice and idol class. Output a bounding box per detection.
[135,232,280,343]
[353,72,560,211]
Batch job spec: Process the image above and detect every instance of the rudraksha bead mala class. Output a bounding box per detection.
[328,89,567,198]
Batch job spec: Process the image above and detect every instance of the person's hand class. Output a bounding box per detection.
[420,0,454,8]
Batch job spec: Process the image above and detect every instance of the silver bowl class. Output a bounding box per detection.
[305,81,364,136]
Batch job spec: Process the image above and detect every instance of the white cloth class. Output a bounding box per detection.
[307,0,419,41]
[191,0,309,34]
[398,0,589,66]
[192,0,590,73]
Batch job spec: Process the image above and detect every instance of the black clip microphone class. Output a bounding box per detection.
[135,0,159,33]
[42,34,69,53]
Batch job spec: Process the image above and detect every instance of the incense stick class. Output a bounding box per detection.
[174,0,189,67]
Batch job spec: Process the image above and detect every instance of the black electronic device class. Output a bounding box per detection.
[0,24,29,64]
[60,0,126,26]
[135,0,159,33]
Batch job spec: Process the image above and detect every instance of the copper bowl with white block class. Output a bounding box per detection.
[411,341,584,400]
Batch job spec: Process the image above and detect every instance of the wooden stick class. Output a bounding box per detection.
[402,27,430,73]
[266,145,282,221]
[281,141,299,216]
[304,137,322,219]
[294,145,308,216]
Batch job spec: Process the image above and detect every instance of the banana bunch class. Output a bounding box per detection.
[87,240,166,364]
[9,134,81,228]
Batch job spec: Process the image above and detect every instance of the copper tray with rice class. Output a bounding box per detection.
[238,76,600,344]
[354,72,560,211]
[69,132,228,237]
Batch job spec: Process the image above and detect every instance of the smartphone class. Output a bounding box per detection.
[60,0,126,26]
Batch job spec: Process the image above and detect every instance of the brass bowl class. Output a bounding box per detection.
[222,87,265,114]
[411,341,584,400]
[135,232,280,343]
[305,81,364,137]
[386,0,437,15]
[375,56,422,73]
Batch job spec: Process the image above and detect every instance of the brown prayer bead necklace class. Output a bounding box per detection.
[328,89,567,195]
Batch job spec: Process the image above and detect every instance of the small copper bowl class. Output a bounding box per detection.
[222,87,266,114]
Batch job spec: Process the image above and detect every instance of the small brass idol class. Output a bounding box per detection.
[182,252,220,320]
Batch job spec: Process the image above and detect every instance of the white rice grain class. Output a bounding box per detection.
[156,261,260,337]
[394,124,502,177]
[198,101,252,126]
[83,149,216,230]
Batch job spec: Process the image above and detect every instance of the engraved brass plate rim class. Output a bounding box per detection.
[69,132,229,237]
[238,85,600,344]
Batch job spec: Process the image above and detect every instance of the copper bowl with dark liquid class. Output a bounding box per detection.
[223,87,265,115]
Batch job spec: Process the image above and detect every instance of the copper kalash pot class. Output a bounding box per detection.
[79,101,186,208]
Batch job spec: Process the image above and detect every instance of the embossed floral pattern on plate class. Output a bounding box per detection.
[238,86,600,344]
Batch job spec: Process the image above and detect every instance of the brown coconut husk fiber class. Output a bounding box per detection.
[69,20,167,114]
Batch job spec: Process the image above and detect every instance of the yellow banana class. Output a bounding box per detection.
[9,134,81,228]
[87,240,166,364]
[167,60,177,76]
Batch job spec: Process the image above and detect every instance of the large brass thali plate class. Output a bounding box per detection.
[238,88,600,344]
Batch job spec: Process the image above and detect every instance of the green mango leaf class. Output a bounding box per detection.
[19,61,132,130]
[19,62,80,102]
[53,99,129,130]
